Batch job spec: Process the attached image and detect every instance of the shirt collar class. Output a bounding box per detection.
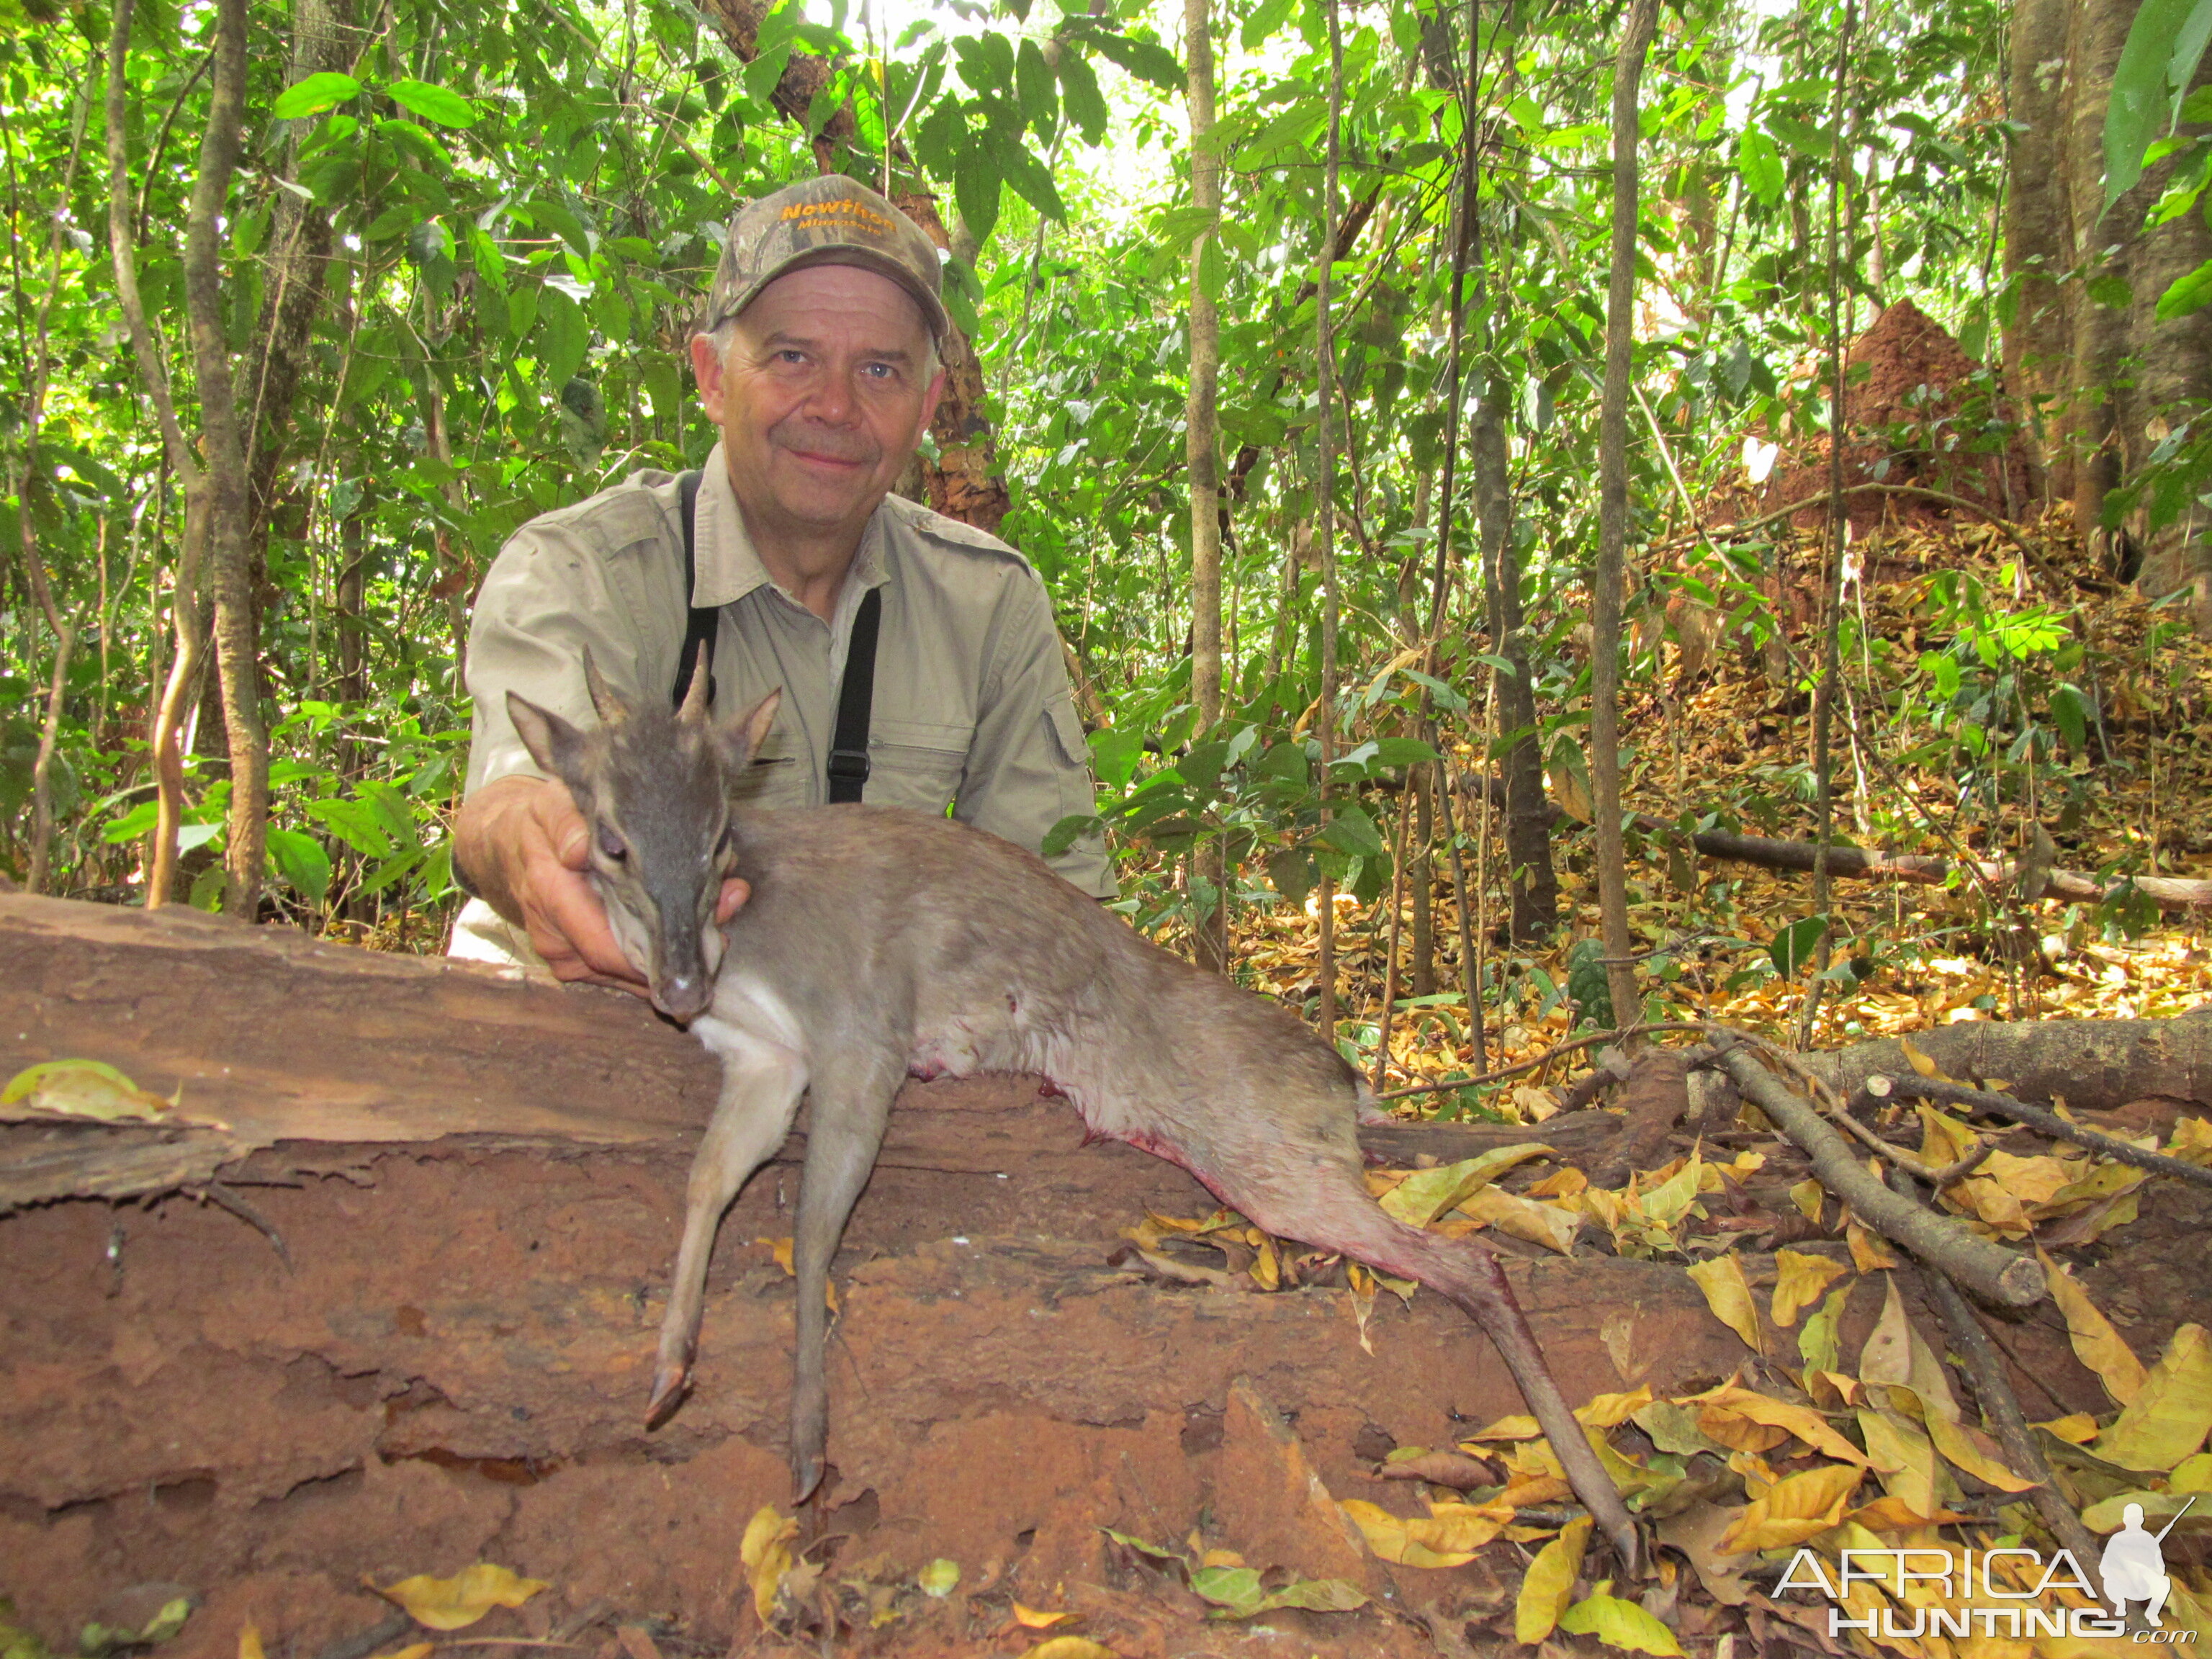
[691,442,893,613]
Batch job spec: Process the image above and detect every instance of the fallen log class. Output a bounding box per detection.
[1431,773,2212,916]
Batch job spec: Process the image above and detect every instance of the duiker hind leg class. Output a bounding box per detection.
[1190,1139,1644,1573]
[649,1030,809,1426]
[787,1042,908,1502]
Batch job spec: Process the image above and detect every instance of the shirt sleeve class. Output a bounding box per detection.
[462,513,673,796]
[956,569,1117,899]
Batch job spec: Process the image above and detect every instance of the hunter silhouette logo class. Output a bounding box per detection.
[2103,1498,2195,1628]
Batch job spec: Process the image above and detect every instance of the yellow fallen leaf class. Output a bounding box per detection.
[1845,1219,1900,1272]
[1514,1515,1591,1644]
[755,1236,795,1274]
[1557,1591,1684,1656]
[1576,1385,1654,1429]
[1771,1250,1850,1328]
[1462,1413,1542,1442]
[0,1059,201,1125]
[378,1564,548,1632]
[2096,1323,2212,1472]
[2173,1452,2212,1492]
[1379,1144,1555,1225]
[2038,1248,2148,1406]
[1898,1037,1947,1080]
[238,1624,265,1659]
[1858,1274,1960,1419]
[1719,1462,1863,1552]
[1686,1255,1761,1352]
[1457,1184,1580,1254]
[1699,1385,1871,1467]
[1857,1407,1943,1520]
[1015,1640,1118,1659]
[1789,1179,1825,1224]
[916,1559,960,1599]
[741,1506,797,1624]
[1923,1411,2036,1492]
[1012,1604,1073,1629]
[2167,1116,2212,1165]
[2033,1413,2100,1444]
[1799,1284,1852,1377]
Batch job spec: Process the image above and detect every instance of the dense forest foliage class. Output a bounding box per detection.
[1,0,2208,1079]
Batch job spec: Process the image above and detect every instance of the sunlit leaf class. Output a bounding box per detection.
[377,1564,547,1632]
[1513,1514,1590,1643]
[2038,1247,2149,1406]
[2096,1323,2212,1473]
[1557,1591,1685,1655]
[1686,1254,1762,1352]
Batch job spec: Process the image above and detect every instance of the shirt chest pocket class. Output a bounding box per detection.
[867,718,972,815]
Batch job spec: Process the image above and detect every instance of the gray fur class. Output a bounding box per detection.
[510,671,1642,1570]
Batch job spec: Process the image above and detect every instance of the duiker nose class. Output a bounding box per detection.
[657,972,712,1022]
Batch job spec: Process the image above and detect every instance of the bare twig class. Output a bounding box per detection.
[1875,1074,2212,1192]
[1885,1168,2104,1567]
[1709,1034,2044,1306]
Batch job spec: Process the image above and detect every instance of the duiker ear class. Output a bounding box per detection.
[713,688,783,771]
[507,691,595,793]
[580,647,628,727]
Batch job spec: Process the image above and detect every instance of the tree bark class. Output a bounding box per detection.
[181,0,266,917]
[109,0,210,909]
[2002,0,2073,494]
[1185,0,1227,974]
[1314,0,1344,1039]
[1589,0,1660,1035]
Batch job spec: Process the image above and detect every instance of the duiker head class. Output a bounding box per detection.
[508,657,781,1022]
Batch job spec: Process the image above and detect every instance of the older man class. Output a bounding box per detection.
[451,176,1112,989]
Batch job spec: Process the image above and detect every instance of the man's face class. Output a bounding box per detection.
[691,264,945,554]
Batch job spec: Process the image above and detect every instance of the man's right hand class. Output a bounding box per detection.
[453,774,652,994]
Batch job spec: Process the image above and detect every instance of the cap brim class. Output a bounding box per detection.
[707,245,950,343]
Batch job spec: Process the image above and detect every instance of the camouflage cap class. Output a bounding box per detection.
[700,175,950,343]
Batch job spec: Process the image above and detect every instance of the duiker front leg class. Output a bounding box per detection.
[788,1041,908,1501]
[648,1028,809,1426]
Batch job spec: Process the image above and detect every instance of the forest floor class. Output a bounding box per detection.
[8,511,2212,1659]
[1220,509,2212,1112]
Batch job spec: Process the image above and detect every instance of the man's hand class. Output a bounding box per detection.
[454,775,750,997]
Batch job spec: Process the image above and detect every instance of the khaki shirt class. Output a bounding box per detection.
[450,447,1112,966]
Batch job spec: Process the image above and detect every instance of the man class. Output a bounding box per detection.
[451,175,1113,989]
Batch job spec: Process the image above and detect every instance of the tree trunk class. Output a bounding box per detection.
[1185,0,1227,974]
[2002,0,2073,495]
[1314,0,1344,1040]
[181,0,266,918]
[2030,0,2212,628]
[1588,0,1660,1033]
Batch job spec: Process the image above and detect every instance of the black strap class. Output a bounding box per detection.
[673,464,881,805]
[827,587,881,804]
[671,469,716,708]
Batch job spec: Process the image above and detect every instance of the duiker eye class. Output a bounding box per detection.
[598,827,629,861]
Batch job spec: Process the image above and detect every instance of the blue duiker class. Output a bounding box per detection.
[505,660,1641,1571]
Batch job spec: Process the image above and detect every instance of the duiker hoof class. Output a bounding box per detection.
[644,1364,691,1429]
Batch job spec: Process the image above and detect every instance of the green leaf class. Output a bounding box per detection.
[1735,129,1784,207]
[1083,29,1183,91]
[1015,38,1057,141]
[1190,1566,1266,1618]
[953,143,1001,250]
[1041,812,1102,858]
[274,71,361,119]
[1267,848,1316,907]
[2048,683,2090,752]
[386,77,480,127]
[1371,737,1440,768]
[2105,0,2212,204]
[1557,1592,1684,1655]
[266,827,332,907]
[1087,726,1145,790]
[534,286,590,388]
[1056,46,1107,145]
[1318,803,1385,857]
[2157,256,2212,320]
[1769,913,1830,979]
[996,133,1066,220]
